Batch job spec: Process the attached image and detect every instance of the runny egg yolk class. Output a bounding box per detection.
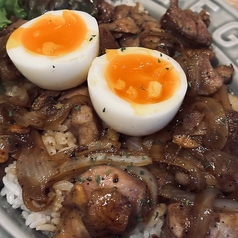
[8,10,87,56]
[105,50,180,104]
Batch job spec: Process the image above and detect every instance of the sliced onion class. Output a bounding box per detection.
[187,187,220,238]
[50,150,152,185]
[123,136,144,151]
[188,97,228,150]
[160,185,238,212]
[16,130,58,211]
[128,166,158,206]
[43,95,91,129]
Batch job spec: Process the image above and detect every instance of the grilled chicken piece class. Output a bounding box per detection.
[70,104,100,145]
[79,165,148,215]
[83,188,132,238]
[61,165,149,237]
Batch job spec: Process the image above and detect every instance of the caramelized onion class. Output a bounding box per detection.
[50,150,152,185]
[43,95,91,129]
[16,129,152,211]
[160,185,238,212]
[128,166,158,206]
[139,30,184,56]
[16,130,58,211]
[187,187,220,238]
[204,150,238,193]
[178,97,228,150]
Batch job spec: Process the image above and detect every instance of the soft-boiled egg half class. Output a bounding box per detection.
[6,10,99,90]
[87,47,187,136]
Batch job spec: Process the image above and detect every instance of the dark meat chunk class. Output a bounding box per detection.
[0,20,27,82]
[177,50,223,96]
[0,19,27,38]
[83,188,132,238]
[113,4,131,20]
[119,34,140,47]
[97,2,164,52]
[107,17,140,34]
[96,1,115,24]
[162,203,238,238]
[99,24,120,54]
[140,14,161,31]
[160,0,212,47]
[196,55,223,95]
[0,54,25,82]
[215,64,234,84]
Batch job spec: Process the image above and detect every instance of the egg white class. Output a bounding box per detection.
[87,47,187,136]
[6,10,99,90]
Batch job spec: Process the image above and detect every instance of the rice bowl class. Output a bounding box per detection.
[0,0,238,237]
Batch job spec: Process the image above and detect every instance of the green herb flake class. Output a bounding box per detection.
[140,198,146,207]
[140,170,145,175]
[185,200,190,206]
[86,177,92,181]
[220,118,226,126]
[154,211,159,220]
[170,196,176,201]
[122,151,130,158]
[127,162,133,170]
[120,46,126,52]
[90,157,97,166]
[96,175,101,185]
[74,105,81,111]
[158,59,161,63]
[106,169,111,176]
[103,107,106,113]
[8,111,13,117]
[133,33,139,39]
[89,34,96,41]
[204,162,211,169]
[78,177,85,183]
[141,156,146,161]
[157,139,163,145]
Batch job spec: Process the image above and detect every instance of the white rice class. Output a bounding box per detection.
[1,161,74,233]
[42,129,77,155]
